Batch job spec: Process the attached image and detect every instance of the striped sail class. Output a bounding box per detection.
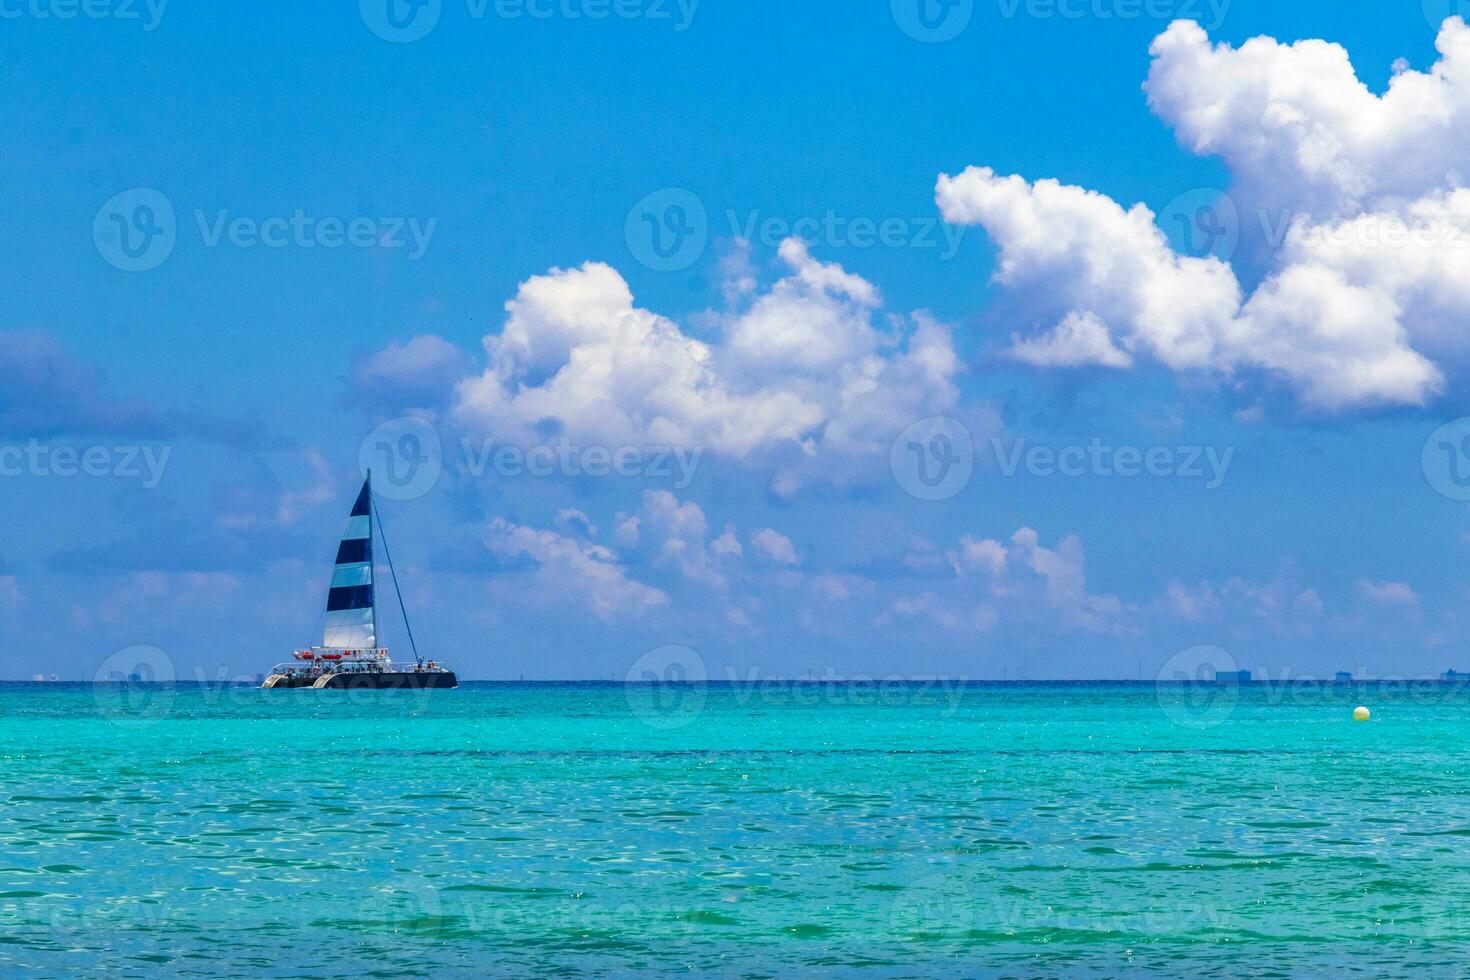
[321,478,375,649]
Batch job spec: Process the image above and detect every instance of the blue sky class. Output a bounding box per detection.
[4,0,1470,680]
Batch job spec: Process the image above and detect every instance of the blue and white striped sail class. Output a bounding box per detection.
[321,478,375,650]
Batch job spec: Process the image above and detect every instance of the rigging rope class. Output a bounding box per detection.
[373,496,422,665]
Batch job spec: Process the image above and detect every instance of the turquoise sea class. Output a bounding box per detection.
[4,680,1470,977]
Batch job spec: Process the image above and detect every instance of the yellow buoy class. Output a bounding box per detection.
[1353,706,1370,721]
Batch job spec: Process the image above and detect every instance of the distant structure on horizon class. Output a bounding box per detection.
[1335,671,1354,682]
[1444,669,1470,681]
[1213,669,1252,683]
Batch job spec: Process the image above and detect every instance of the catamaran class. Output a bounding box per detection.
[262,472,457,690]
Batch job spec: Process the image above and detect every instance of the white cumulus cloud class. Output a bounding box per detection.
[452,238,959,460]
[936,17,1470,412]
[483,517,667,621]
[892,527,1133,636]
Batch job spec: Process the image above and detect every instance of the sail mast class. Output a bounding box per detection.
[368,469,378,650]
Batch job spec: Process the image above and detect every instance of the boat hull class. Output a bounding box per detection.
[261,674,316,689]
[313,670,458,690]
[263,670,458,690]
